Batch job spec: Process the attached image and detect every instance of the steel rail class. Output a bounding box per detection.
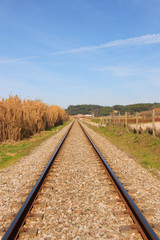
[2,121,74,240]
[79,121,159,240]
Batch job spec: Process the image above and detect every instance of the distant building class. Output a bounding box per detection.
[113,110,119,113]
[71,114,85,118]
[84,114,93,117]
[71,113,94,118]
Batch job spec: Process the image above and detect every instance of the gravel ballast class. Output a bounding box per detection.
[0,120,160,239]
[81,121,160,238]
[0,122,72,238]
[19,121,141,239]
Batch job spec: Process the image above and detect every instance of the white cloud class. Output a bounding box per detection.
[49,33,160,55]
[0,56,39,64]
[91,64,160,84]
[92,66,133,77]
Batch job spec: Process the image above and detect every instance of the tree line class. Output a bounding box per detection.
[66,103,160,116]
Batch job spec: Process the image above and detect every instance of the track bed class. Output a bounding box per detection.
[18,121,141,239]
[1,121,159,239]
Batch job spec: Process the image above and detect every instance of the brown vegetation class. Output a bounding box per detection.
[0,95,68,141]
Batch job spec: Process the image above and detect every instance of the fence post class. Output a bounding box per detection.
[119,112,120,125]
[136,112,138,133]
[152,109,155,136]
[113,113,115,125]
[100,118,102,127]
[125,112,128,128]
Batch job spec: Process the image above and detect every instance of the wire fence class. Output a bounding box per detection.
[91,109,160,137]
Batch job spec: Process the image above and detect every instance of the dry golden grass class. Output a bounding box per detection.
[0,95,68,141]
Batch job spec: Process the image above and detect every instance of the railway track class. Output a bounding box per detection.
[2,120,159,239]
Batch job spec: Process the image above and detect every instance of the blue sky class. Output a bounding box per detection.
[0,0,160,108]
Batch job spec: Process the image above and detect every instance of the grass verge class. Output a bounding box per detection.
[0,121,71,169]
[91,118,100,123]
[86,124,160,171]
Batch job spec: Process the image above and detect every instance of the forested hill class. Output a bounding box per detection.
[66,105,101,115]
[66,103,160,116]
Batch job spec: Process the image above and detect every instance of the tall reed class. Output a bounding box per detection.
[0,95,68,141]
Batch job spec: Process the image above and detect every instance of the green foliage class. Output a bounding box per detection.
[98,106,113,116]
[66,103,160,116]
[66,104,101,115]
[91,118,100,123]
[113,103,159,115]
